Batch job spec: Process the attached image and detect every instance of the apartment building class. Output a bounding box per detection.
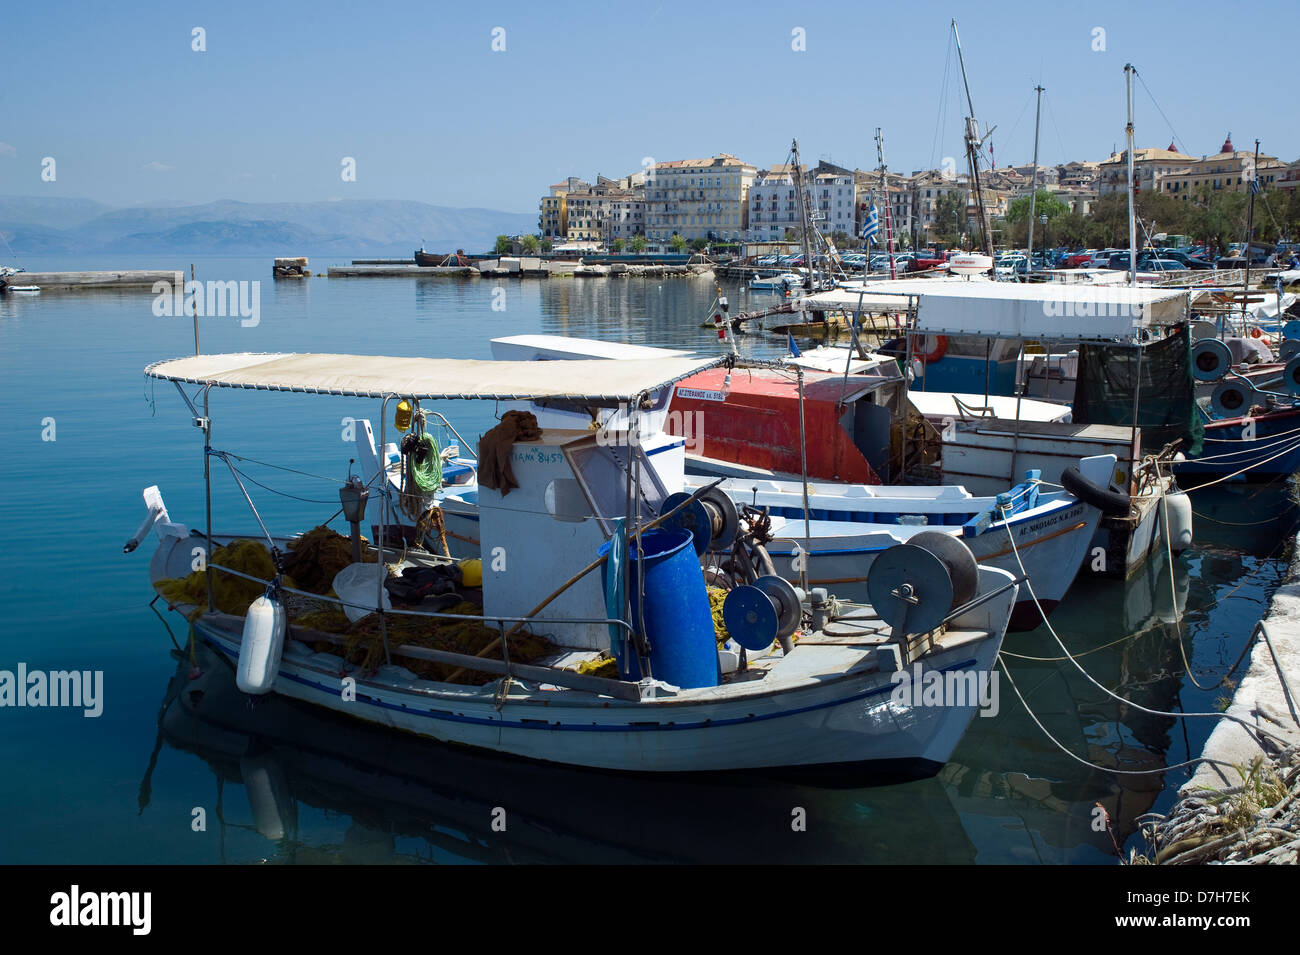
[645,154,757,242]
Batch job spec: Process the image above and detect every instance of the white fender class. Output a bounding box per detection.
[236,595,286,694]
[1163,490,1193,554]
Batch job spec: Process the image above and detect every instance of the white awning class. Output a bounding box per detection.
[145,352,723,402]
[802,279,1187,341]
[800,279,965,313]
[910,283,1187,341]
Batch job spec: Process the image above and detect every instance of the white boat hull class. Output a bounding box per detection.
[192,605,1008,774]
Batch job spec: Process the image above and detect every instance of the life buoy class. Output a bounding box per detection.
[1250,327,1263,338]
[1060,465,1130,516]
[910,333,948,364]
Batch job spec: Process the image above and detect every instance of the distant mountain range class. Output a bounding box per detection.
[0,196,536,256]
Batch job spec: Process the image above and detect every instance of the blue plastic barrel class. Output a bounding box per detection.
[598,527,718,689]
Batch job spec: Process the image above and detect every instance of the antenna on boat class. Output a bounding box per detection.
[952,19,995,260]
[791,139,817,292]
[875,128,897,280]
[1241,139,1260,326]
[1125,64,1138,288]
[190,263,200,355]
[1025,85,1044,278]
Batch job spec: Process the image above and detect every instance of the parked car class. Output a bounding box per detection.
[907,252,947,272]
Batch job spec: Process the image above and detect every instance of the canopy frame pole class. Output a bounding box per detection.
[376,395,395,666]
[630,399,652,679]
[797,367,811,596]
[203,384,214,614]
[1010,340,1025,484]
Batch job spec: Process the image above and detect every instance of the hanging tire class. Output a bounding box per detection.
[1060,465,1130,516]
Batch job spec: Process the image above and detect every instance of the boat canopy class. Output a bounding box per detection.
[144,352,725,402]
[799,279,971,313]
[802,281,1188,342]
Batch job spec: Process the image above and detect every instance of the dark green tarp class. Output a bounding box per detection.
[1073,323,1204,457]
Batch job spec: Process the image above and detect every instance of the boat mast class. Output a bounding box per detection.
[952,20,995,259]
[1241,139,1260,326]
[876,128,898,280]
[1025,85,1044,277]
[791,139,817,291]
[1125,64,1137,288]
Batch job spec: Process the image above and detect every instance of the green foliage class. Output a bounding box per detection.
[689,237,708,251]
[494,235,513,254]
[520,234,540,254]
[669,234,687,252]
[629,235,647,253]
[932,190,968,247]
[1005,190,1070,224]
[611,238,625,253]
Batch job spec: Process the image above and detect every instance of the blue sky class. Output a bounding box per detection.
[0,0,1290,213]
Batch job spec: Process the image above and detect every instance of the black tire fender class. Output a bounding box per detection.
[1060,466,1130,516]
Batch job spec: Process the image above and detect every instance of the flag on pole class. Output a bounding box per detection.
[1249,176,1261,195]
[861,203,879,243]
[787,333,802,358]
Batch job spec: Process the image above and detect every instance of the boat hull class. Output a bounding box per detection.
[190,605,1009,775]
[1175,409,1300,483]
[762,498,1095,631]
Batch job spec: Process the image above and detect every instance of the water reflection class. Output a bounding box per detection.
[147,643,976,864]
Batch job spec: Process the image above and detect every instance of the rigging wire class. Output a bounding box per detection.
[928,27,955,173]
[1134,71,1188,158]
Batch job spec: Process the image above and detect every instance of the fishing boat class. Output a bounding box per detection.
[749,272,804,292]
[413,247,473,269]
[351,335,1104,630]
[1177,334,1300,483]
[0,265,39,293]
[130,351,1019,776]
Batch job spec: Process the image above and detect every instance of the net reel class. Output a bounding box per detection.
[866,533,979,642]
[722,575,804,651]
[1209,354,1300,417]
[658,487,740,556]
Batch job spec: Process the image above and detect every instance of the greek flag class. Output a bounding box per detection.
[1249,176,1261,195]
[861,203,879,242]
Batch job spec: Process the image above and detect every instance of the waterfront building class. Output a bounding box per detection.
[645,154,756,243]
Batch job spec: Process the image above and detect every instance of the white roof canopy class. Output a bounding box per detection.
[803,280,1188,341]
[145,352,723,402]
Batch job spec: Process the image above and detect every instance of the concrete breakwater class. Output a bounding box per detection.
[0,269,182,291]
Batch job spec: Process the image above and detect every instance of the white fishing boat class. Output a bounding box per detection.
[356,334,1106,629]
[131,351,1019,776]
[750,272,804,292]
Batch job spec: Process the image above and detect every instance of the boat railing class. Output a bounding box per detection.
[206,561,635,637]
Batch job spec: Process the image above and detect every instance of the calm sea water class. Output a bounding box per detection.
[0,254,1293,864]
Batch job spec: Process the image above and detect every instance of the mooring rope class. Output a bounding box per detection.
[996,502,1290,778]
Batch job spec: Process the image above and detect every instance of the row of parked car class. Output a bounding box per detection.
[750,240,1294,276]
